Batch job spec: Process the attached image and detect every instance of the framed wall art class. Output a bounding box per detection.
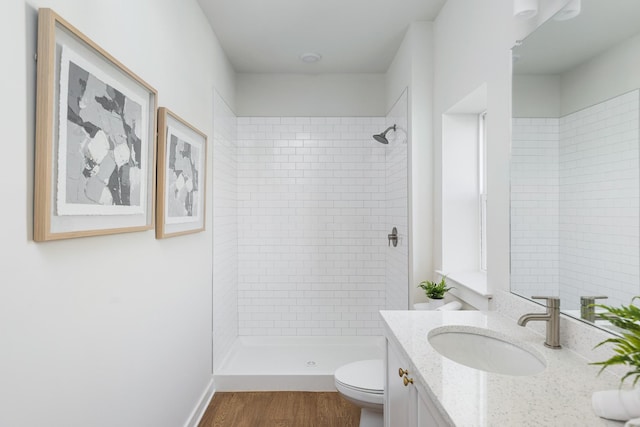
[34,8,158,241]
[156,108,207,239]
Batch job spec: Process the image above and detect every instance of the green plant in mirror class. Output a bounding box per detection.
[418,277,454,300]
[591,296,640,386]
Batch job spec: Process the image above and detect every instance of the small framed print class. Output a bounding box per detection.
[156,108,207,239]
[34,8,157,241]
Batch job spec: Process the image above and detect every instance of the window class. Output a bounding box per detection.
[440,83,488,296]
[478,112,487,271]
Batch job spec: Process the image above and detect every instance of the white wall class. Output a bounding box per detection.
[236,117,387,336]
[432,0,569,296]
[514,32,640,119]
[236,73,386,116]
[512,74,561,118]
[561,32,640,116]
[385,90,409,310]
[385,22,434,305]
[1,1,235,426]
[212,92,238,371]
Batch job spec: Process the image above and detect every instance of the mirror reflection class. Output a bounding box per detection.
[511,0,640,331]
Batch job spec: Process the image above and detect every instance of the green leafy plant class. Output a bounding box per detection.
[591,296,640,386]
[418,277,454,300]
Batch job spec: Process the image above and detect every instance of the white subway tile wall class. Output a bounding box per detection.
[236,117,389,336]
[558,90,639,309]
[511,90,639,310]
[511,117,560,299]
[212,93,239,370]
[385,92,409,311]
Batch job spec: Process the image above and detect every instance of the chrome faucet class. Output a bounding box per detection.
[517,296,561,349]
[580,296,607,322]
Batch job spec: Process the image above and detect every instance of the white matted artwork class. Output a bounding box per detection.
[34,8,157,241]
[156,107,207,238]
[57,45,147,216]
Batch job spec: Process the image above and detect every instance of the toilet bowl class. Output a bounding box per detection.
[334,359,384,427]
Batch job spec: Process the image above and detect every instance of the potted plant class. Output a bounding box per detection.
[414,276,454,310]
[590,296,640,421]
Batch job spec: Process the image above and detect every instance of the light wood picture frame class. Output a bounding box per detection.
[156,108,207,239]
[34,8,158,241]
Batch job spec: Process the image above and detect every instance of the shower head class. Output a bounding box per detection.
[372,124,396,144]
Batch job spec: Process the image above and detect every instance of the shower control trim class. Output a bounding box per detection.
[388,227,398,247]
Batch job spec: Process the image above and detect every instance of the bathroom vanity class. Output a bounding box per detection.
[381,310,625,426]
[386,338,449,426]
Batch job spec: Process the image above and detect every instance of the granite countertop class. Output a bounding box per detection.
[380,310,626,427]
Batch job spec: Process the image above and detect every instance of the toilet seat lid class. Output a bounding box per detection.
[334,359,383,393]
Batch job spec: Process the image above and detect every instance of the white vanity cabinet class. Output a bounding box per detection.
[386,339,416,426]
[382,310,625,426]
[416,386,449,426]
[385,339,450,427]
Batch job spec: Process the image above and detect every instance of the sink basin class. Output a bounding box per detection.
[427,325,546,376]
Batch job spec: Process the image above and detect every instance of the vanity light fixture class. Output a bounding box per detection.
[514,0,538,19]
[299,52,322,63]
[553,0,581,21]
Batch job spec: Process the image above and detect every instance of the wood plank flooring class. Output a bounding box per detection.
[198,392,361,427]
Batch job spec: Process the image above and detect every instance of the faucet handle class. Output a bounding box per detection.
[580,296,607,306]
[531,296,560,308]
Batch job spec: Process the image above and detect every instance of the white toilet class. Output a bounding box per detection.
[334,359,384,427]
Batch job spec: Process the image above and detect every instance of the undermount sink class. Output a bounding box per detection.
[427,325,546,376]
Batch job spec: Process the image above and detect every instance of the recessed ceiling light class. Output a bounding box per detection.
[300,52,322,63]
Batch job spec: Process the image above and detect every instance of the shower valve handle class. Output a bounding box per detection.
[388,227,398,247]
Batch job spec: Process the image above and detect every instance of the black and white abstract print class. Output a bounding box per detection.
[165,129,200,223]
[57,46,146,215]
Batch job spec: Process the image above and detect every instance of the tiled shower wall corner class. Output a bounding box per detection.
[236,117,388,336]
[511,90,639,310]
[385,91,409,311]
[212,93,238,370]
[511,117,560,299]
[558,90,639,309]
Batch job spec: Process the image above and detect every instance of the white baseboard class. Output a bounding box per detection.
[184,376,215,427]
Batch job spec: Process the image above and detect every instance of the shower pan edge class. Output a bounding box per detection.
[214,335,385,391]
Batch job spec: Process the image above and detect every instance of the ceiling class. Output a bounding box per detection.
[513,0,640,75]
[197,0,446,74]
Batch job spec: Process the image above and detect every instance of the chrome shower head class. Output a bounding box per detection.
[372,124,396,144]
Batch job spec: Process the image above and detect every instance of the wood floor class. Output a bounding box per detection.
[198,392,361,427]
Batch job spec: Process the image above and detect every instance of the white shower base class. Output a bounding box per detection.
[215,336,385,391]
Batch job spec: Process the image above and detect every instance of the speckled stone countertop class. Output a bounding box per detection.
[380,310,626,426]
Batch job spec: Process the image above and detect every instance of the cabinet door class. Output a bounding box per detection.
[417,389,451,427]
[386,340,417,427]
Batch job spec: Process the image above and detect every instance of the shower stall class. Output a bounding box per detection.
[212,90,409,390]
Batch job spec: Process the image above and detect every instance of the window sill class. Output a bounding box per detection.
[435,270,491,310]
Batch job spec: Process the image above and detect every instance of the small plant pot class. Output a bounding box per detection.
[413,299,445,310]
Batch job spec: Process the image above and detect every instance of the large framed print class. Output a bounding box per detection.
[156,108,207,239]
[34,8,158,241]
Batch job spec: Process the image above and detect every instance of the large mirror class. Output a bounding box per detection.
[511,0,640,332]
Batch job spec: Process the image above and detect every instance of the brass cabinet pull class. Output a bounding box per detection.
[403,376,414,386]
[398,368,408,377]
